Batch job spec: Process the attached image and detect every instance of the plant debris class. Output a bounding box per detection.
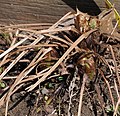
[0,8,120,116]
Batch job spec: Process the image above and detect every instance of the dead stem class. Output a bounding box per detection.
[109,45,120,86]
[77,73,88,116]
[98,68,115,109]
[113,96,120,116]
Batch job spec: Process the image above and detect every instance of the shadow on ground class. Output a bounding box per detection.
[62,0,101,15]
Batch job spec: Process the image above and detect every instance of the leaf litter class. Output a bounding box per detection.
[0,8,120,116]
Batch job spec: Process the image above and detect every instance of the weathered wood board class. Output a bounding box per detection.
[0,0,119,24]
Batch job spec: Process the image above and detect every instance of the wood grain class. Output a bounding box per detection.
[0,0,119,24]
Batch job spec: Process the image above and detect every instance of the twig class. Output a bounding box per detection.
[113,96,120,116]
[77,73,88,116]
[98,68,115,109]
[109,45,120,86]
[114,79,119,98]
[19,26,79,34]
[106,21,119,42]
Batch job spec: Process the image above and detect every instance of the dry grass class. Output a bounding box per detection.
[0,9,120,116]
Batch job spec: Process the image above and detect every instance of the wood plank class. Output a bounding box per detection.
[0,3,72,16]
[0,0,119,25]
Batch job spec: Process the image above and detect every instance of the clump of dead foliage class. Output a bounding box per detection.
[0,8,120,116]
